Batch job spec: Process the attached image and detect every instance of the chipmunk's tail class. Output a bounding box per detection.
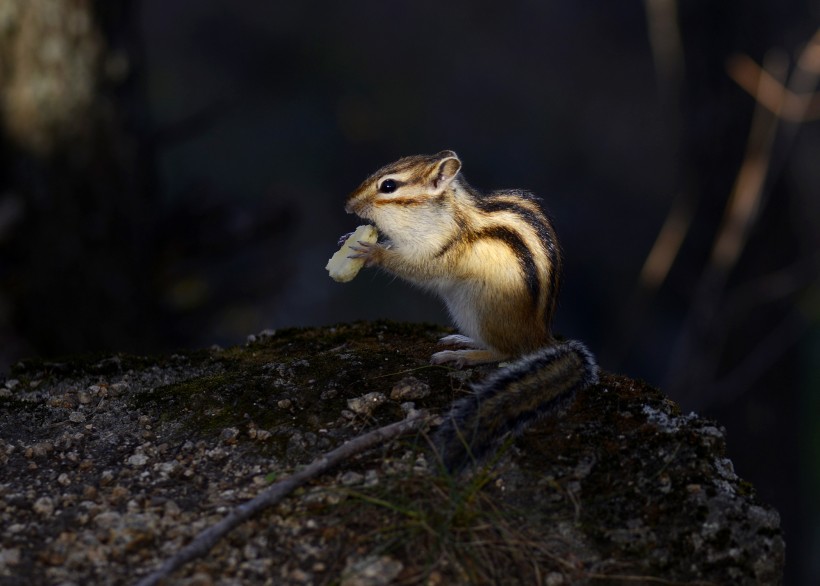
[435,340,599,472]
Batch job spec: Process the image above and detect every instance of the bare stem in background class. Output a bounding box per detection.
[665,30,820,405]
[602,0,690,367]
[643,0,685,107]
[612,12,820,390]
[640,0,689,293]
[728,30,820,122]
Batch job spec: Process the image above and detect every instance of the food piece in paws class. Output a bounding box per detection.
[325,224,378,282]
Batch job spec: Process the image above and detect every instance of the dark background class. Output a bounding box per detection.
[0,1,817,583]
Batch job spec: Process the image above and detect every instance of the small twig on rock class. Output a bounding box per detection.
[134,414,430,586]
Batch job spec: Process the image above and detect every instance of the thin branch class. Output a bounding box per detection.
[682,253,819,404]
[602,0,689,368]
[639,191,695,291]
[134,414,430,586]
[663,50,787,396]
[723,252,820,319]
[643,0,686,108]
[640,0,690,292]
[727,29,820,122]
[710,33,820,283]
[711,50,789,272]
[701,310,810,406]
[664,29,820,403]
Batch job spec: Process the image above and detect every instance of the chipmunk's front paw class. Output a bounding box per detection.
[348,240,383,267]
[326,225,379,282]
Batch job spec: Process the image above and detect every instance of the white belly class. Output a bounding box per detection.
[436,281,486,347]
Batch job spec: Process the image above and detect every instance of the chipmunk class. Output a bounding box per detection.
[343,150,599,471]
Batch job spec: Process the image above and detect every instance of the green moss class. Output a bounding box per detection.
[132,321,460,459]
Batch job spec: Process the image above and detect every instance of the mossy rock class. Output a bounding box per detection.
[0,322,784,585]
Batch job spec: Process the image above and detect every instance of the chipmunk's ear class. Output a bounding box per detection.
[430,151,461,193]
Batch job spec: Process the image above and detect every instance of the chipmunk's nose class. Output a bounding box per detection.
[344,196,363,215]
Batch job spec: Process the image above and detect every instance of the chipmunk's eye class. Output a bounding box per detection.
[379,179,398,193]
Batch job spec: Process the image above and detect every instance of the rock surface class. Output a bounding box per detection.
[0,322,784,584]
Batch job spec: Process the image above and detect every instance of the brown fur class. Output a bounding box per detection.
[344,152,597,470]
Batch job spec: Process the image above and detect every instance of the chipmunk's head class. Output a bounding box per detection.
[345,150,462,221]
